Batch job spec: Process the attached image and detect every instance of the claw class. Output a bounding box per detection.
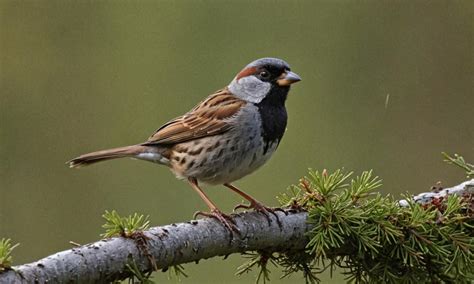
[233,203,252,211]
[224,183,286,228]
[234,201,284,228]
[193,209,240,236]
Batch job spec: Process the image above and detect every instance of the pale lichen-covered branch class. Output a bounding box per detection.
[0,211,309,283]
[398,179,474,206]
[1,179,472,283]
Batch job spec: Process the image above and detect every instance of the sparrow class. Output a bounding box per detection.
[68,57,301,233]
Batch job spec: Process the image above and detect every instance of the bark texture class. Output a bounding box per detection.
[1,211,310,283]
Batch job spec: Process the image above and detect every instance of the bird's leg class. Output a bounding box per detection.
[224,183,284,227]
[188,178,239,235]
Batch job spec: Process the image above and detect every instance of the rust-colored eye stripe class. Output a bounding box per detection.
[236,66,257,80]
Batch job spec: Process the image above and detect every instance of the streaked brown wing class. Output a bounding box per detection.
[144,88,246,145]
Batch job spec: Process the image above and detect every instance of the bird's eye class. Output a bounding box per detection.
[259,70,270,79]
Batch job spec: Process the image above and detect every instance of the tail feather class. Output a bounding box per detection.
[68,145,150,168]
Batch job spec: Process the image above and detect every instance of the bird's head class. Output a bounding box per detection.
[228,58,301,104]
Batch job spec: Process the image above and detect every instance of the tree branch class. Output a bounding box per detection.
[399,179,474,206]
[0,211,310,283]
[1,179,473,283]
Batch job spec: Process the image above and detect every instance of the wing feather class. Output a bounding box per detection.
[143,89,246,145]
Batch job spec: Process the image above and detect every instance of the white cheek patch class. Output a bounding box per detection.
[228,76,271,104]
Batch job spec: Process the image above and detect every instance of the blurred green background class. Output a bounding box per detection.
[1,0,472,283]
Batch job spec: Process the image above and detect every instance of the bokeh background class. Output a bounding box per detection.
[1,0,472,283]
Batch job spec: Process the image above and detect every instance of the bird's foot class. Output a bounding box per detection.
[233,201,285,227]
[194,209,240,236]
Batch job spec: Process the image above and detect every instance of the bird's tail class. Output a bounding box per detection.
[68,145,162,168]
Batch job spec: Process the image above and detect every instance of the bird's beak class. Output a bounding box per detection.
[277,71,301,86]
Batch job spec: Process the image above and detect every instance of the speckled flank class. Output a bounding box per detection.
[169,104,279,185]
